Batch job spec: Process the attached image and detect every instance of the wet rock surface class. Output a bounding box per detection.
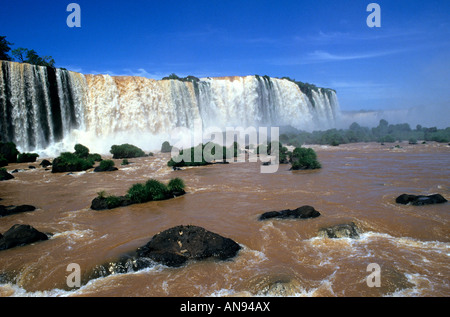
[395,194,447,206]
[259,205,321,221]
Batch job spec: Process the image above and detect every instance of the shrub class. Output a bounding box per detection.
[74,144,90,158]
[167,178,186,194]
[99,159,115,170]
[127,183,149,203]
[161,141,173,153]
[0,154,8,167]
[87,153,103,162]
[110,144,146,159]
[267,141,289,163]
[379,135,395,143]
[51,152,94,173]
[145,179,169,201]
[121,159,129,165]
[290,147,321,170]
[168,144,211,167]
[105,195,122,209]
[0,142,19,163]
[97,191,107,199]
[17,152,39,163]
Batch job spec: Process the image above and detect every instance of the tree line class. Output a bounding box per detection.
[0,35,55,67]
[281,119,450,147]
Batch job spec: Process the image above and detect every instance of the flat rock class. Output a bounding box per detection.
[0,205,36,218]
[259,205,321,221]
[395,194,447,206]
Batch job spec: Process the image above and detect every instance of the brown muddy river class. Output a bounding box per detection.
[0,142,449,297]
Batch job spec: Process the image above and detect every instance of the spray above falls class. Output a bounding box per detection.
[0,61,340,154]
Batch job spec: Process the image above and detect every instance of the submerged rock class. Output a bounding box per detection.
[0,224,49,251]
[0,205,36,218]
[318,222,361,239]
[395,194,447,206]
[259,205,321,221]
[245,273,303,296]
[137,225,242,267]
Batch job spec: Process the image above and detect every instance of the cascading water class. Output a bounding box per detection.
[0,60,340,155]
[0,61,87,152]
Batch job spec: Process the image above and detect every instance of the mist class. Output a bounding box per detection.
[336,104,449,130]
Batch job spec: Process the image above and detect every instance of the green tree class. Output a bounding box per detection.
[0,36,13,61]
[12,47,55,67]
[290,147,321,170]
[11,47,28,62]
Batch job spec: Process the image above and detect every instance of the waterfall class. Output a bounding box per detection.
[0,61,87,152]
[0,60,340,155]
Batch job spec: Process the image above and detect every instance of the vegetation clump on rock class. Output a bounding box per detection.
[110,144,147,159]
[91,177,186,210]
[290,147,321,170]
[52,144,102,173]
[94,159,118,172]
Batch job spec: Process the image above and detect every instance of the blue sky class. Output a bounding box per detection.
[1,0,449,114]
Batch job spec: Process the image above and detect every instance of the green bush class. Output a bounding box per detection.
[87,153,102,162]
[74,144,90,158]
[17,152,39,163]
[127,183,149,204]
[0,142,19,163]
[145,179,169,201]
[0,154,8,167]
[105,195,122,209]
[267,141,289,163]
[121,159,129,165]
[290,147,321,170]
[99,159,115,170]
[161,141,173,153]
[110,144,146,159]
[167,178,186,193]
[380,135,395,143]
[168,144,211,167]
[52,152,94,173]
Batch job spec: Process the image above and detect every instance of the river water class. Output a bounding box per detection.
[0,142,448,297]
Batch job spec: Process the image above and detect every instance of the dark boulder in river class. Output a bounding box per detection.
[136,225,242,267]
[92,225,242,278]
[39,159,52,167]
[259,205,321,221]
[0,168,14,181]
[0,205,36,218]
[395,194,447,206]
[0,224,49,251]
[318,222,361,239]
[90,196,133,210]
